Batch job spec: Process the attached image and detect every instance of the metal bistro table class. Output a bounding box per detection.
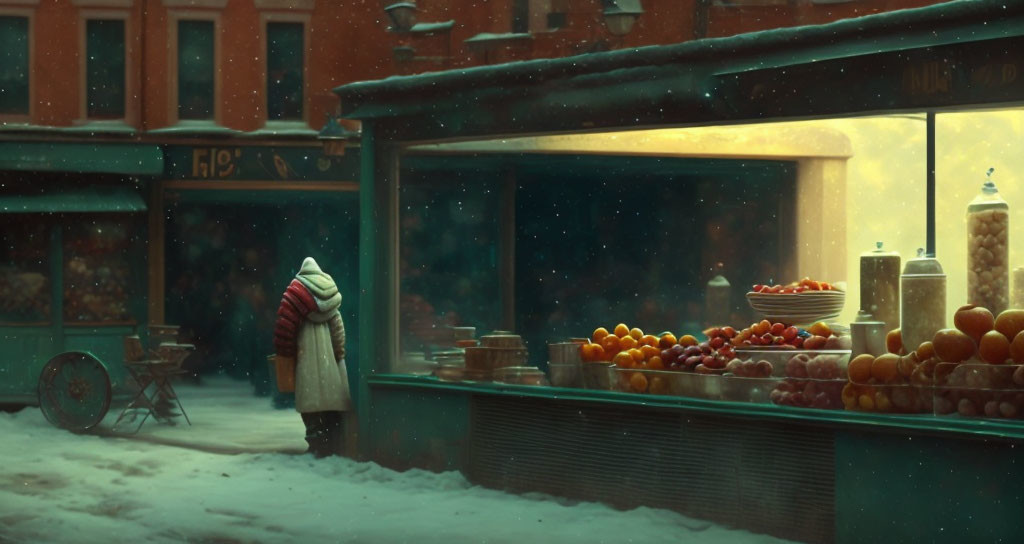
[112,339,194,433]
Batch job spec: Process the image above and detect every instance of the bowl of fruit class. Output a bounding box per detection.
[746,278,846,325]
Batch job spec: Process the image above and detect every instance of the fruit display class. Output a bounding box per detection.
[725,358,773,378]
[0,268,51,321]
[748,277,841,293]
[730,319,850,350]
[62,221,134,323]
[660,326,736,374]
[721,358,778,403]
[842,349,935,414]
[769,351,849,409]
[930,305,1024,418]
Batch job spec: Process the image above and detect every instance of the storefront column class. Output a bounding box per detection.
[357,122,401,460]
[147,180,165,325]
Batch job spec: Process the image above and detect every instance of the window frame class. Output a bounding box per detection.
[260,12,310,128]
[167,10,221,126]
[0,8,34,123]
[77,9,137,125]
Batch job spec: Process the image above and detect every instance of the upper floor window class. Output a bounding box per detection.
[85,19,126,119]
[0,15,29,116]
[266,21,303,121]
[177,20,215,120]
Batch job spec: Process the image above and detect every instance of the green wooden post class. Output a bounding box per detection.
[49,222,63,352]
[357,122,400,460]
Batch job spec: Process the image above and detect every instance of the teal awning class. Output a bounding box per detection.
[0,142,163,175]
[0,187,147,214]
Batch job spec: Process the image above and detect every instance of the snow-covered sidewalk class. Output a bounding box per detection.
[1,379,793,544]
[96,377,307,455]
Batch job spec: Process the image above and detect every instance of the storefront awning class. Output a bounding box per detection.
[0,142,164,175]
[0,187,147,214]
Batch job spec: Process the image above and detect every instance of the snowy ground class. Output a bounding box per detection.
[1,378,793,544]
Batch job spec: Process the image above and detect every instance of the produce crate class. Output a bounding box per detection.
[721,375,781,404]
[614,367,722,400]
[933,362,1024,419]
[735,348,851,377]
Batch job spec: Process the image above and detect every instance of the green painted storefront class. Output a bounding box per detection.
[335,2,1024,543]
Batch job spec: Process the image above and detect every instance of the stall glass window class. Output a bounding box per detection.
[63,218,136,323]
[0,15,29,116]
[0,218,51,323]
[396,154,795,372]
[266,22,303,121]
[177,20,215,120]
[398,171,502,371]
[85,19,126,119]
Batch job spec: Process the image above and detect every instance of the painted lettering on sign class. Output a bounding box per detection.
[192,148,242,178]
[903,61,953,96]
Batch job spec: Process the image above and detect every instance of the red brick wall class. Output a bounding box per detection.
[15,0,948,132]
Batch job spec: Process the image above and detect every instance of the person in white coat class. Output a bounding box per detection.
[273,257,351,457]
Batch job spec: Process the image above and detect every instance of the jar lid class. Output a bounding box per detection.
[853,309,885,325]
[707,274,730,287]
[902,249,945,276]
[862,240,899,257]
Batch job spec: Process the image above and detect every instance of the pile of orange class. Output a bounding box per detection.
[580,323,683,372]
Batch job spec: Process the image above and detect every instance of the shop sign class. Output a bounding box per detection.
[164,146,359,182]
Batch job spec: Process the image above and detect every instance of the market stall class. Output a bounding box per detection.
[0,173,155,405]
[336,2,1024,542]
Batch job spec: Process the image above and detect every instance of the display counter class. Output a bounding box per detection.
[336,2,1024,542]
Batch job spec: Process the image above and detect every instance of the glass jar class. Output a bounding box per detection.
[966,169,1009,314]
[859,241,901,333]
[901,250,946,352]
[1014,266,1024,309]
[704,274,731,328]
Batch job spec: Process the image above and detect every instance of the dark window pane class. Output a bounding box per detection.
[178,20,215,120]
[86,19,126,118]
[0,16,29,115]
[512,0,529,33]
[0,217,51,323]
[266,22,303,121]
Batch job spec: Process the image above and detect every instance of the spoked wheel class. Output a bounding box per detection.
[37,352,112,432]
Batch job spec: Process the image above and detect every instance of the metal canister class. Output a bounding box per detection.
[900,250,947,352]
[859,241,901,333]
[547,342,583,388]
[849,310,888,357]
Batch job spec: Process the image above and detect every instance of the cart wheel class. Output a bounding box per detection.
[37,352,112,432]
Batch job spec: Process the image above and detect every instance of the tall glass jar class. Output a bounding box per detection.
[859,241,901,333]
[1014,266,1024,309]
[967,169,1009,314]
[704,274,731,328]
[901,250,946,352]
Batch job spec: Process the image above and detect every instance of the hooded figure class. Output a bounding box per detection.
[273,257,351,457]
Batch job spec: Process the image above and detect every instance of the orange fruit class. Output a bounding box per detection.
[870,354,900,383]
[629,372,648,393]
[592,327,610,344]
[614,323,630,338]
[978,330,1010,364]
[640,345,660,360]
[629,327,644,340]
[628,348,645,363]
[915,341,935,361]
[649,376,668,394]
[808,321,832,338]
[659,333,677,349]
[646,356,665,370]
[613,351,634,368]
[848,354,874,384]
[640,334,659,347]
[580,343,595,362]
[601,334,622,354]
[678,334,698,347]
[886,328,904,355]
[619,335,638,350]
[591,344,607,361]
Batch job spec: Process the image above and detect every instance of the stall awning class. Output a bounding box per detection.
[0,142,164,175]
[0,187,147,214]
